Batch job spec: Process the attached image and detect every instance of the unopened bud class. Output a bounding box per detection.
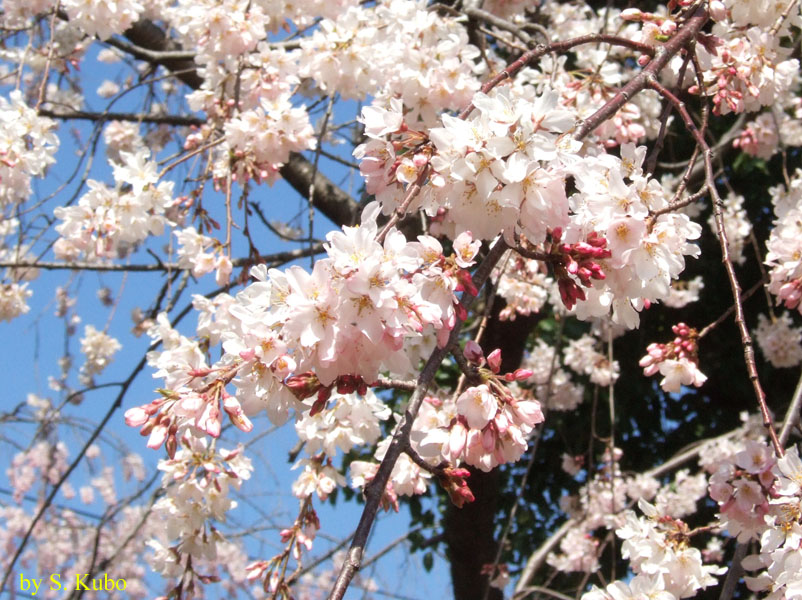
[464,340,485,364]
[709,0,727,20]
[285,372,322,400]
[487,349,502,373]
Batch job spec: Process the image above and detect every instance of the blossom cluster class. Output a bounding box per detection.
[358,88,701,327]
[755,312,802,368]
[0,282,33,323]
[695,25,799,116]
[299,1,481,116]
[0,91,58,209]
[0,92,57,319]
[493,254,554,320]
[416,345,544,473]
[147,437,253,579]
[583,499,725,600]
[54,150,177,262]
[639,323,707,393]
[174,227,233,285]
[549,447,709,577]
[521,339,585,411]
[564,334,619,387]
[704,435,802,600]
[8,0,802,597]
[766,170,802,311]
[126,204,481,454]
[2,440,156,597]
[742,446,802,600]
[79,324,122,385]
[293,389,390,501]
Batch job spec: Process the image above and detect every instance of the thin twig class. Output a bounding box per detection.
[770,0,800,34]
[779,371,802,446]
[646,75,783,457]
[0,246,323,274]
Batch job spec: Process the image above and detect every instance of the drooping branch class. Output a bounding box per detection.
[513,422,751,596]
[574,5,709,141]
[458,33,657,121]
[646,75,783,457]
[0,279,235,595]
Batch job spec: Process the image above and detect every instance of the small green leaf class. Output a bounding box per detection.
[422,552,434,572]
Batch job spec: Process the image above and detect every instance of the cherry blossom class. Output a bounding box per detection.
[79,324,122,384]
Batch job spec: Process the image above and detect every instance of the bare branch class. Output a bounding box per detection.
[0,245,324,274]
[645,75,782,456]
[38,107,204,127]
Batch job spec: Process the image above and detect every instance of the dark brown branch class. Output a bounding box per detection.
[574,6,709,141]
[645,75,783,457]
[0,245,324,274]
[371,377,418,392]
[38,108,204,127]
[120,20,204,89]
[698,277,767,339]
[459,34,657,121]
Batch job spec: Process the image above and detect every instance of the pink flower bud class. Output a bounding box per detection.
[224,396,254,433]
[455,269,478,296]
[487,349,502,373]
[709,1,726,20]
[165,434,177,459]
[448,421,468,459]
[482,428,495,452]
[513,368,533,381]
[147,424,168,449]
[454,301,467,322]
[124,406,149,427]
[309,387,332,416]
[464,340,485,364]
[284,372,322,400]
[203,402,222,438]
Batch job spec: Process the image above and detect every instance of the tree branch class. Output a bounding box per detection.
[575,6,708,141]
[646,75,783,457]
[38,108,204,127]
[0,245,324,274]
